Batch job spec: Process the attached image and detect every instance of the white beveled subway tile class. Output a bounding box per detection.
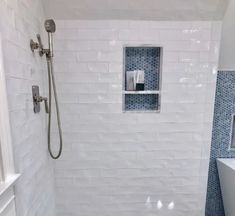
[203,111,214,125]
[3,42,19,61]
[150,21,192,29]
[54,40,68,51]
[4,60,28,79]
[77,51,101,62]
[87,62,109,73]
[77,50,122,62]
[191,22,212,30]
[163,51,179,63]
[68,62,88,73]
[162,103,205,113]
[211,21,222,41]
[209,41,220,62]
[65,20,110,29]
[162,93,205,104]
[106,50,122,62]
[98,72,122,83]
[200,30,212,41]
[179,52,200,63]
[56,72,99,83]
[109,62,123,73]
[199,52,210,62]
[57,83,109,94]
[180,29,201,41]
[54,28,78,40]
[65,40,89,51]
[108,83,122,93]
[51,20,220,216]
[205,69,217,83]
[118,29,137,41]
[6,77,29,93]
[162,71,193,84]
[151,122,203,133]
[57,93,79,104]
[159,30,182,41]
[7,93,28,111]
[108,20,130,29]
[55,51,77,62]
[163,41,191,51]
[55,20,65,28]
[118,29,159,41]
[189,40,211,51]
[162,62,190,73]
[108,40,123,51]
[77,29,100,40]
[202,123,213,141]
[78,93,121,104]
[88,41,110,51]
[162,83,206,93]
[129,21,150,29]
[77,29,118,40]
[77,94,102,104]
[53,62,69,72]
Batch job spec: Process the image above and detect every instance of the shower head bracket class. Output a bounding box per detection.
[30,34,49,57]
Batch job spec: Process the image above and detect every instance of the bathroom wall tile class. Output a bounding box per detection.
[205,71,235,216]
[53,20,221,216]
[0,1,56,216]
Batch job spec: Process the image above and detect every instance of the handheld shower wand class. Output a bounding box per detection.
[30,19,63,160]
[44,19,56,58]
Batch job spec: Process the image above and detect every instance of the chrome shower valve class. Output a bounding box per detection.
[32,85,49,114]
[33,95,49,114]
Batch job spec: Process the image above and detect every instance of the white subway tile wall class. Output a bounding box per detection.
[0,0,56,216]
[54,20,222,216]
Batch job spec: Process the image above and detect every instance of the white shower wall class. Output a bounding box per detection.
[0,0,56,215]
[54,20,221,216]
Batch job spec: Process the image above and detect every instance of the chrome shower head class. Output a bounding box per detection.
[44,19,56,33]
[44,19,56,58]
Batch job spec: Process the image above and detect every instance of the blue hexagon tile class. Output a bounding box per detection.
[125,94,159,111]
[206,71,235,216]
[125,47,161,90]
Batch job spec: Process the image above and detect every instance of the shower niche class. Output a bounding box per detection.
[123,46,162,112]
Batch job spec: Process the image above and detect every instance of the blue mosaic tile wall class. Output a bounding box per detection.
[124,47,161,111]
[125,47,161,90]
[125,94,159,111]
[206,71,235,216]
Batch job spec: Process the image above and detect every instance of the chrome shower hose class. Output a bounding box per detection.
[47,58,63,159]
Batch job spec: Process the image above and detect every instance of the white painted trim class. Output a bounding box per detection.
[0,186,17,216]
[0,33,16,180]
[0,174,20,197]
[0,195,15,214]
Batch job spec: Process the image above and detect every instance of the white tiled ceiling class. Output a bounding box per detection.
[43,0,229,20]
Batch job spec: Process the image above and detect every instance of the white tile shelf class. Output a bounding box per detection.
[123,109,161,113]
[123,90,160,94]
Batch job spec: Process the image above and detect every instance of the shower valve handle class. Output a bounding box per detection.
[33,95,49,114]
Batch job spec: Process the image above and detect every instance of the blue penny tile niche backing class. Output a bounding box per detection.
[125,94,159,111]
[205,71,235,216]
[124,47,161,111]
